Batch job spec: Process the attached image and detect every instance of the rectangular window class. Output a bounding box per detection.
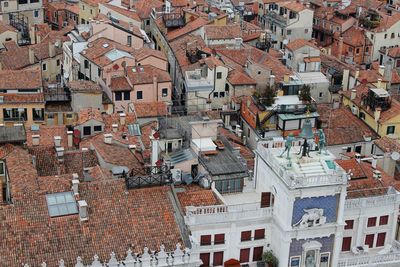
[287,29,292,35]
[0,162,4,175]
[83,126,91,136]
[84,60,89,69]
[4,2,8,7]
[213,251,224,266]
[123,91,130,100]
[342,237,352,251]
[367,217,377,227]
[254,229,265,240]
[217,72,222,79]
[42,63,47,71]
[380,215,389,225]
[56,59,60,66]
[219,92,225,98]
[18,0,28,4]
[241,231,251,241]
[387,126,395,135]
[376,232,386,247]
[34,10,39,17]
[253,246,263,261]
[356,48,360,54]
[213,92,218,98]
[365,234,374,248]
[240,248,250,263]
[214,233,225,245]
[136,91,143,100]
[200,235,211,246]
[261,192,274,208]
[162,88,168,97]
[98,68,101,77]
[94,125,102,132]
[115,92,122,101]
[200,253,210,267]
[127,36,132,47]
[344,220,354,230]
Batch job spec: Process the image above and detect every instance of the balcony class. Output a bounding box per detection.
[345,193,400,210]
[44,84,71,102]
[338,241,400,267]
[184,202,273,226]
[184,70,213,92]
[256,145,347,189]
[264,11,287,26]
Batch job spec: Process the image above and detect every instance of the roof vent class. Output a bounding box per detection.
[54,136,62,147]
[32,134,40,146]
[0,96,4,103]
[83,167,92,182]
[31,124,40,131]
[55,147,65,162]
[72,179,80,195]
[103,43,109,48]
[78,200,88,221]
[112,124,118,132]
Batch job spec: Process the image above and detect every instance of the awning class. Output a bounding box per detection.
[224,259,241,267]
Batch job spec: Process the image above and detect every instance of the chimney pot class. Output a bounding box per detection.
[55,147,65,162]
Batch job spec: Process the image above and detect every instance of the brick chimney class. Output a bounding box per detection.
[55,147,65,162]
[71,179,80,195]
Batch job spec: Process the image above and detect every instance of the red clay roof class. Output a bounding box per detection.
[204,24,242,40]
[0,69,42,90]
[374,136,400,153]
[286,38,319,52]
[227,69,257,85]
[176,184,222,207]
[133,101,168,118]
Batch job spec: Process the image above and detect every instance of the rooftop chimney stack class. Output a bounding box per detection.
[377,78,382,88]
[32,134,40,146]
[120,113,126,125]
[374,107,382,122]
[350,89,357,100]
[112,124,118,132]
[104,133,113,144]
[378,65,385,76]
[72,179,80,195]
[78,200,88,221]
[128,144,136,152]
[67,131,73,148]
[56,147,65,162]
[54,136,62,147]
[49,42,56,58]
[28,48,35,64]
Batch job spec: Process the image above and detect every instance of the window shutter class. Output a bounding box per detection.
[200,253,210,267]
[341,237,352,251]
[240,248,250,263]
[365,234,374,248]
[261,192,271,208]
[214,233,225,244]
[379,215,389,225]
[213,251,224,266]
[376,232,386,247]
[241,231,251,241]
[200,235,211,246]
[344,220,354,230]
[367,217,377,227]
[254,229,265,240]
[253,246,263,261]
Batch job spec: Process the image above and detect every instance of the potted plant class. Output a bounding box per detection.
[262,250,278,267]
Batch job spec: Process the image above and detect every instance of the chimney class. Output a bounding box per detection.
[48,42,56,58]
[129,0,134,9]
[284,75,290,83]
[54,136,62,147]
[67,131,73,147]
[83,167,92,182]
[378,65,385,76]
[28,48,35,64]
[269,75,275,87]
[72,179,80,195]
[55,147,65,162]
[112,124,118,132]
[129,144,136,152]
[120,113,126,125]
[355,69,360,80]
[104,133,113,144]
[338,37,344,60]
[350,89,357,100]
[372,156,377,169]
[377,78,382,88]
[72,173,79,181]
[32,134,40,146]
[374,107,382,122]
[355,153,361,162]
[78,200,89,221]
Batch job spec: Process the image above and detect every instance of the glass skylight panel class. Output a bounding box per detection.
[46,192,78,217]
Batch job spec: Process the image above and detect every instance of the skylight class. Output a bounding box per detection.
[46,192,78,217]
[105,49,133,61]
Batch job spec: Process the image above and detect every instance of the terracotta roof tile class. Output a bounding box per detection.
[133,101,168,118]
[101,3,141,21]
[0,20,17,34]
[227,69,257,85]
[176,184,221,207]
[374,136,400,153]
[204,24,242,40]
[167,17,209,41]
[77,108,104,125]
[26,125,69,147]
[125,65,171,85]
[286,38,319,52]
[0,93,44,103]
[0,69,42,90]
[132,0,164,19]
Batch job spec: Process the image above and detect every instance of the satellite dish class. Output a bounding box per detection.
[283,39,289,45]
[391,152,400,161]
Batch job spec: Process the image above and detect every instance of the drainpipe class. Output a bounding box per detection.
[207,63,217,106]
